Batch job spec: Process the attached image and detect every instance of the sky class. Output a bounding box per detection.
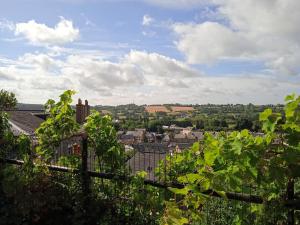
[0,0,299,105]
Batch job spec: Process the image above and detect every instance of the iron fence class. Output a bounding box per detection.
[0,135,299,225]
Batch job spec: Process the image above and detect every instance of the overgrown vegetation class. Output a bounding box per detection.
[95,102,284,132]
[0,90,299,225]
[160,94,300,224]
[0,90,164,225]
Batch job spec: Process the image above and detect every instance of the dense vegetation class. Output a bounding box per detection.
[160,94,299,224]
[17,99,284,132]
[96,103,284,132]
[0,90,164,225]
[0,90,299,225]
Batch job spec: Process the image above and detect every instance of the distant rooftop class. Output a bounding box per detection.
[6,111,45,136]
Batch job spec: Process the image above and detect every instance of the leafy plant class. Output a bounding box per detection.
[35,90,79,161]
[84,111,125,173]
[0,89,17,111]
[161,94,300,224]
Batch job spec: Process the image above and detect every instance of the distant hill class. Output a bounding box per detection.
[17,103,44,111]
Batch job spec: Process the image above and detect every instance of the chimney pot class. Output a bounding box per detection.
[76,98,90,124]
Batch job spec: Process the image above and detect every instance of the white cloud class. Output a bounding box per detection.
[142,14,154,26]
[1,49,298,105]
[173,0,300,75]
[30,76,73,90]
[15,17,79,45]
[64,54,145,90]
[0,50,203,104]
[0,19,15,31]
[124,50,199,78]
[0,70,16,81]
[173,22,254,64]
[19,53,60,71]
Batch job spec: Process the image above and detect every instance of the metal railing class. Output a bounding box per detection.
[0,135,299,224]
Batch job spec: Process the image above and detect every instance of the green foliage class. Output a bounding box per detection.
[35,90,79,161]
[0,89,17,111]
[0,112,10,139]
[85,111,125,173]
[0,90,18,155]
[0,89,17,143]
[1,90,164,225]
[161,94,300,224]
[1,90,298,225]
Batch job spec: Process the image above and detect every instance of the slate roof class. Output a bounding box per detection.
[127,143,194,181]
[127,150,166,181]
[6,111,45,135]
[191,131,204,140]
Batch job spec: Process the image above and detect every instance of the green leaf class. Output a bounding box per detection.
[215,190,227,199]
[168,187,189,195]
[259,108,272,121]
[285,93,295,102]
[178,173,203,183]
[191,142,200,152]
[232,139,242,155]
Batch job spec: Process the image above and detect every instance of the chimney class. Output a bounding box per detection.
[76,98,90,124]
[85,99,90,118]
[76,98,85,124]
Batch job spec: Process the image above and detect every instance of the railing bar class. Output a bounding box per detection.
[1,157,299,208]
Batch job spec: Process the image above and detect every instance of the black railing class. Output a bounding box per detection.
[1,135,299,224]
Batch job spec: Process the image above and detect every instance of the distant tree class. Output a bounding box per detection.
[0,90,17,149]
[174,119,193,128]
[195,120,205,129]
[235,117,253,130]
[0,90,17,139]
[0,89,17,111]
[220,119,228,128]
[147,120,163,133]
[212,119,220,127]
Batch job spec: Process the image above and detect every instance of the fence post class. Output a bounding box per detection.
[287,178,294,225]
[81,134,91,224]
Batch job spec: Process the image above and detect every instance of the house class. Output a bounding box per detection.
[6,99,91,160]
[173,133,187,142]
[181,127,193,136]
[6,110,45,139]
[186,132,197,141]
[128,143,168,181]
[145,132,156,143]
[162,134,170,143]
[119,134,135,145]
[134,128,146,143]
[191,131,204,141]
[122,129,145,144]
[169,125,184,133]
[127,142,194,181]
[7,98,90,137]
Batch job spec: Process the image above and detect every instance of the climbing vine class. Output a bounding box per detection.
[35,90,79,161]
[161,94,300,224]
[84,111,125,173]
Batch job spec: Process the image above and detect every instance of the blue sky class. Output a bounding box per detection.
[0,0,299,105]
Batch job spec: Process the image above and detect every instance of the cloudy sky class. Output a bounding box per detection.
[0,0,299,105]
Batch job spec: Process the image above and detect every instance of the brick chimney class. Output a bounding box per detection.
[76,98,91,124]
[76,98,84,124]
[85,100,90,118]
